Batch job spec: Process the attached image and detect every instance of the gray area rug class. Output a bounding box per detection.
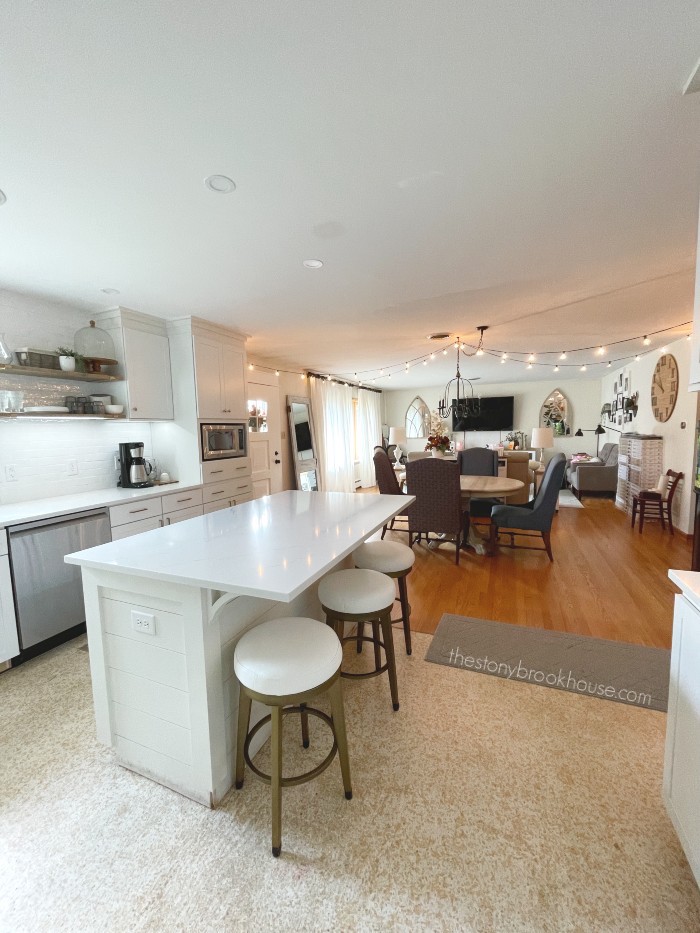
[558,489,583,508]
[425,614,670,711]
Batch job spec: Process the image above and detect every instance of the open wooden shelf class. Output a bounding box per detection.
[0,412,125,420]
[0,363,119,383]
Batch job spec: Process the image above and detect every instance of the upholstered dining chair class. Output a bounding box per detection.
[373,449,412,538]
[488,453,566,561]
[631,470,683,534]
[457,448,499,522]
[405,458,466,565]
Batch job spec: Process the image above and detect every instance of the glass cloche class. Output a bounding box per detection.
[74,320,116,371]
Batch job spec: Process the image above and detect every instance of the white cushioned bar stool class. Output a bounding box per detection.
[352,540,415,656]
[234,617,352,858]
[318,568,400,712]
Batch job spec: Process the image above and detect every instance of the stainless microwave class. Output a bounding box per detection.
[200,422,248,461]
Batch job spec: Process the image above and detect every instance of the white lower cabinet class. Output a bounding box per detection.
[111,516,163,541]
[164,505,203,525]
[0,552,20,663]
[664,593,700,885]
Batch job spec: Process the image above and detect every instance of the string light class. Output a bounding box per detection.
[527,363,533,369]
[635,355,640,362]
[580,365,587,372]
[275,370,279,376]
[554,365,559,372]
[528,353,535,362]
[643,336,650,345]
[560,351,567,360]
[660,346,668,353]
[501,352,508,360]
[248,363,254,370]
[596,346,606,355]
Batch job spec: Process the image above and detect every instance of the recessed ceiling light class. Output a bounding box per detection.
[0,189,6,206]
[100,288,120,295]
[302,259,323,269]
[204,175,236,194]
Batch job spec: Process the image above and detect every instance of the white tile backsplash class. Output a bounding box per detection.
[0,421,154,504]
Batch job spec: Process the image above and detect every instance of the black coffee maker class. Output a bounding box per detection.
[118,442,152,488]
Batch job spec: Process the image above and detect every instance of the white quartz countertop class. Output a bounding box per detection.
[65,490,413,602]
[0,482,201,528]
[669,569,700,612]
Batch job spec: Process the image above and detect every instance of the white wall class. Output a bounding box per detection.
[382,378,603,461]
[600,336,698,534]
[0,290,155,504]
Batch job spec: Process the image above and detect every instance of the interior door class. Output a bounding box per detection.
[247,381,283,498]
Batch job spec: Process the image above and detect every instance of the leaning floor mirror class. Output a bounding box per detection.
[287,396,319,492]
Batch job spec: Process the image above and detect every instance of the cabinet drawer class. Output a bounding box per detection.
[163,505,204,525]
[203,479,252,504]
[110,516,163,540]
[233,493,254,505]
[202,458,251,484]
[202,500,231,515]
[161,488,203,514]
[110,497,163,528]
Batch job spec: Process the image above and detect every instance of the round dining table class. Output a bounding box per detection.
[459,475,525,554]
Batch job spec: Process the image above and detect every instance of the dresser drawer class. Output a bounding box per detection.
[203,479,253,504]
[110,515,163,540]
[161,488,203,514]
[110,497,163,528]
[202,458,251,484]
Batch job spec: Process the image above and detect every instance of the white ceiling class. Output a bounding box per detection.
[1,2,699,390]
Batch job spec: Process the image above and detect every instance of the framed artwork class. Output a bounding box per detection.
[617,413,623,426]
[613,381,618,394]
[624,374,630,394]
[616,392,624,409]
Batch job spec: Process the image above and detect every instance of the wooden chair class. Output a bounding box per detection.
[405,458,467,565]
[373,449,413,538]
[631,470,683,534]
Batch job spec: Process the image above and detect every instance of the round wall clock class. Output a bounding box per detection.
[651,353,679,423]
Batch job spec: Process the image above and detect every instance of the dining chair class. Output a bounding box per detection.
[631,470,683,534]
[457,448,500,522]
[488,453,566,561]
[405,458,466,565]
[373,449,413,538]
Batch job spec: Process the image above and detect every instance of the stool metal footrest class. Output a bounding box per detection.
[340,633,388,679]
[243,706,338,787]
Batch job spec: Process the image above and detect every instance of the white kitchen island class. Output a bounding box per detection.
[66,490,410,807]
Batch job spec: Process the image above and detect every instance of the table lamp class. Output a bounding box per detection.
[531,427,554,462]
[388,426,406,464]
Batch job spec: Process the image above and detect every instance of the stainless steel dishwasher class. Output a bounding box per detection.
[8,509,111,661]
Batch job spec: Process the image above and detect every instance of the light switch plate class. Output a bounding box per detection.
[131,610,156,635]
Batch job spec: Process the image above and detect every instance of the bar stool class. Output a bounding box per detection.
[318,568,400,711]
[234,617,352,858]
[352,540,415,656]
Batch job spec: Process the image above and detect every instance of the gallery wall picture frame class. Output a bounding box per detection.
[616,393,624,408]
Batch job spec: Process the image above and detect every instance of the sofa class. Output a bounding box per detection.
[566,443,619,499]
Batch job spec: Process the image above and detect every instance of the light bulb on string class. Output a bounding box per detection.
[528,353,535,362]
[580,365,587,372]
[643,336,650,346]
[554,365,559,372]
[635,355,640,362]
[559,351,567,360]
[596,346,606,355]
[660,346,667,353]
[527,363,533,370]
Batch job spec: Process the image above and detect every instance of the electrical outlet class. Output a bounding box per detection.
[67,460,78,476]
[5,465,17,482]
[131,610,156,635]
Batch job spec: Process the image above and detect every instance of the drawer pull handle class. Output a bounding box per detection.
[235,465,246,470]
[176,497,192,503]
[129,507,149,514]
[211,490,225,496]
[210,469,223,475]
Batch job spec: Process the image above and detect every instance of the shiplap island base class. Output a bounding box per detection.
[66,491,411,807]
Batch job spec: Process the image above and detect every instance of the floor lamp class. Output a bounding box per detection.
[574,424,606,457]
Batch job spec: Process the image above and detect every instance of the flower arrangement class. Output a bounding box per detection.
[425,433,451,453]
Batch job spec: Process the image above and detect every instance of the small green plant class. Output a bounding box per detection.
[57,348,87,371]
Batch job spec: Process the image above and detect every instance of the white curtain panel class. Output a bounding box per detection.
[357,388,382,487]
[309,377,355,492]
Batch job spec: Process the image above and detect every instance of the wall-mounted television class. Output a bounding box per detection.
[452,396,514,432]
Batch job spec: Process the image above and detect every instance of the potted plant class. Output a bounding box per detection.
[425,433,452,458]
[56,347,84,372]
[504,430,525,450]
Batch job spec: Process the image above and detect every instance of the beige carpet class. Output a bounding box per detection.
[2,633,700,932]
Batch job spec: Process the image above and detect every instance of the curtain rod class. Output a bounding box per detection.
[306,372,382,394]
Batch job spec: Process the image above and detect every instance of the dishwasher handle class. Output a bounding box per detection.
[8,509,111,536]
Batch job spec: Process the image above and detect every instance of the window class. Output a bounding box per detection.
[405,396,431,438]
[248,399,268,432]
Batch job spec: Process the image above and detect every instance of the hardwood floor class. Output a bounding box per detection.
[362,490,691,648]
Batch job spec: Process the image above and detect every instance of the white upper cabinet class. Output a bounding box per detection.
[94,309,174,421]
[123,327,174,420]
[194,334,246,420]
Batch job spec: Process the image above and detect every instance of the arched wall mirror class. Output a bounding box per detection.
[405,396,431,438]
[540,388,571,436]
[287,395,319,491]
